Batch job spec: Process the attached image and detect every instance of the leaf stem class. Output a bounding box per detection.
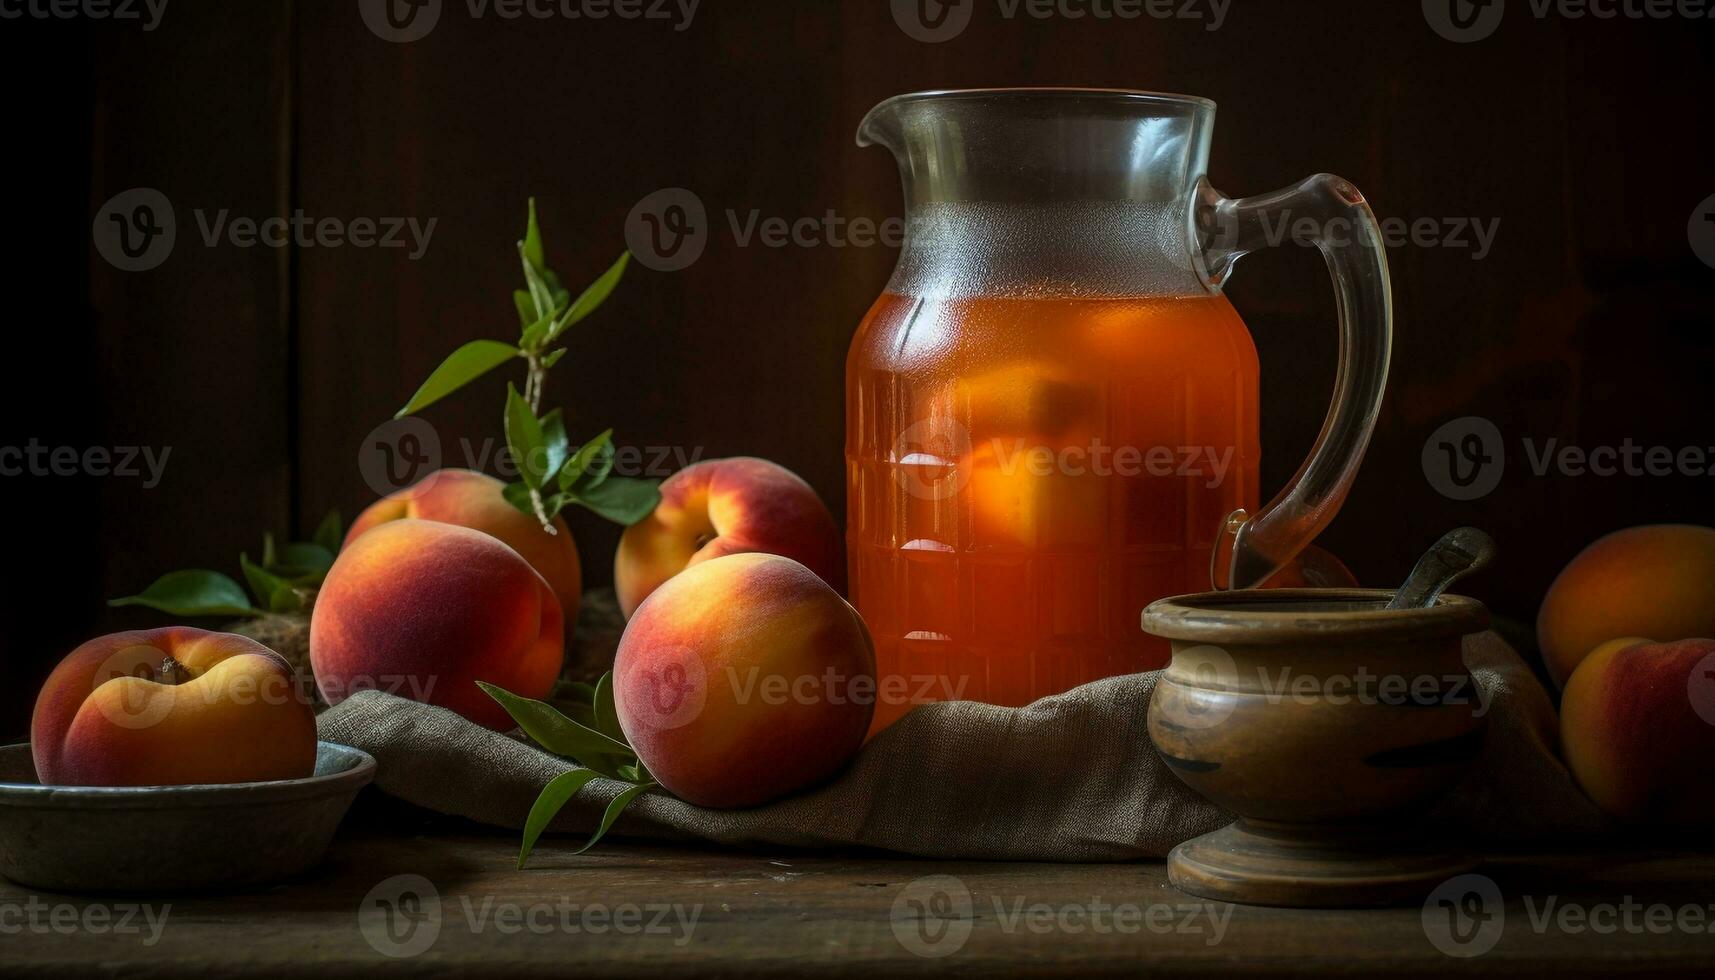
[520,350,555,534]
[526,355,547,415]
[527,484,557,535]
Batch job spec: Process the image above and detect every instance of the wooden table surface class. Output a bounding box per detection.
[5,819,1714,979]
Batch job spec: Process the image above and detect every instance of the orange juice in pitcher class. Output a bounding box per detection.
[848,90,1393,732]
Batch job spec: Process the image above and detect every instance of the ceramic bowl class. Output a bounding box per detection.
[0,740,374,893]
[1144,588,1491,907]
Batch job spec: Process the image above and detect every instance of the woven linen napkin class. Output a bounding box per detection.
[316,631,1608,861]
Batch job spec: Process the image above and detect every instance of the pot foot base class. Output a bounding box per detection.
[1167,820,1478,908]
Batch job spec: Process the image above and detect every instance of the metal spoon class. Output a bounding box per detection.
[1386,527,1497,610]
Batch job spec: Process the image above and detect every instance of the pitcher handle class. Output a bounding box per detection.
[1194,174,1393,590]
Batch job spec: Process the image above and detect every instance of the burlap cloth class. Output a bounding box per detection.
[316,627,1608,861]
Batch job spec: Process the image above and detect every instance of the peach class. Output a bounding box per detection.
[31,627,316,786]
[1560,637,1715,826]
[310,519,563,730]
[613,552,874,808]
[1537,525,1715,686]
[347,468,582,626]
[615,457,843,618]
[957,359,1098,446]
[968,440,1107,549]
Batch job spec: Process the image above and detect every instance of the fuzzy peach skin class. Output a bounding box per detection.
[615,457,844,618]
[311,519,563,730]
[613,552,874,808]
[31,627,316,787]
[347,468,582,627]
[1538,525,1715,687]
[1560,637,1715,826]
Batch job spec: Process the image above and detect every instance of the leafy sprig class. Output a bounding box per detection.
[394,199,660,531]
[479,674,656,869]
[109,511,343,617]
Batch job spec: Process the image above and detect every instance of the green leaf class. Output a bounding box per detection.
[562,701,600,731]
[240,553,302,613]
[513,289,537,327]
[542,252,630,345]
[109,570,259,618]
[239,552,278,603]
[520,202,569,298]
[518,309,555,352]
[539,348,568,370]
[502,481,572,524]
[558,429,615,492]
[574,783,655,855]
[517,768,602,870]
[395,340,521,418]
[277,542,336,577]
[521,198,546,272]
[539,409,570,484]
[519,247,559,325]
[261,531,279,569]
[504,384,551,492]
[544,272,571,312]
[476,681,635,777]
[569,475,661,526]
[562,681,599,704]
[312,510,343,554]
[542,493,573,522]
[501,480,535,517]
[594,672,625,744]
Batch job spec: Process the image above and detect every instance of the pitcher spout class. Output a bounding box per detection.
[855,98,903,152]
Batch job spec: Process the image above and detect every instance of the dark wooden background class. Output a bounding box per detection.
[3,0,1712,732]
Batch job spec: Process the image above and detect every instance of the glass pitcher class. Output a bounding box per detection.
[848,89,1391,732]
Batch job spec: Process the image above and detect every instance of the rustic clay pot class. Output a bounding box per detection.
[1145,588,1491,908]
